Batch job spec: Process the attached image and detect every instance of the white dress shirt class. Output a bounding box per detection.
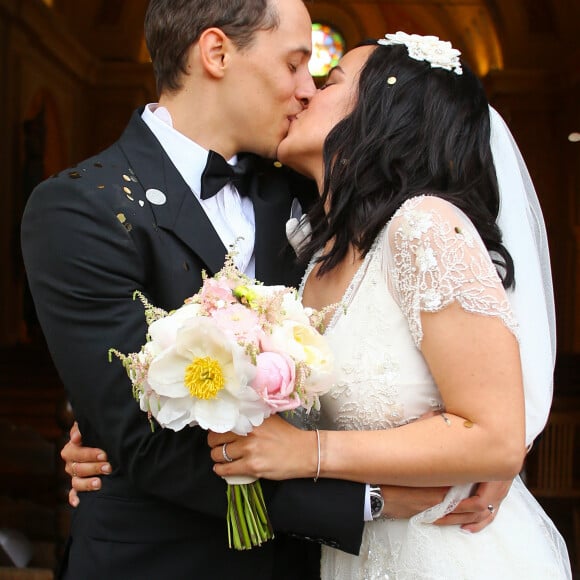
[141,104,256,277]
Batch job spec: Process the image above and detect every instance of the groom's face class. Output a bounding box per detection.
[223,0,316,160]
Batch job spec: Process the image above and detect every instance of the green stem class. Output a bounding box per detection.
[234,485,251,549]
[225,482,274,550]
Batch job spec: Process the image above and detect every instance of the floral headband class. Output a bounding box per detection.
[377,31,463,76]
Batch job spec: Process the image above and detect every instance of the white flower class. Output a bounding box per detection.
[280,290,311,325]
[145,317,270,434]
[148,303,202,351]
[378,31,463,75]
[266,321,332,370]
[245,284,311,325]
[264,321,335,400]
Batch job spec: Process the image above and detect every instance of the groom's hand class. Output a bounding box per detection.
[380,486,450,519]
[62,422,112,506]
[433,480,512,532]
[379,480,511,532]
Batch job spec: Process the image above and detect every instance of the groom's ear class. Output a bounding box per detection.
[197,28,231,79]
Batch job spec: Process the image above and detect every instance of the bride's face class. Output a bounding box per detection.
[276,45,376,186]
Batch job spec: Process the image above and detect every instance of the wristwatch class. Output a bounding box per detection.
[369,485,384,520]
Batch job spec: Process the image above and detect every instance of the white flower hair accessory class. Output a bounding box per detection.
[378,31,463,75]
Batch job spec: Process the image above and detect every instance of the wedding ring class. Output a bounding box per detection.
[222,443,234,463]
[487,504,495,515]
[71,461,78,478]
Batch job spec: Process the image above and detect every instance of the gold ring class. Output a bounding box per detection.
[71,461,78,478]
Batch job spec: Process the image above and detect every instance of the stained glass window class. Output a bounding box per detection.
[310,23,345,78]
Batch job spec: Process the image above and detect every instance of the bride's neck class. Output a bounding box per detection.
[302,243,363,312]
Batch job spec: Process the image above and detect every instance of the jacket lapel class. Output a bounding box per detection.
[249,159,299,285]
[118,110,227,275]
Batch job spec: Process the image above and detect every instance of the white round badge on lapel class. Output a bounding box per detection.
[145,188,167,205]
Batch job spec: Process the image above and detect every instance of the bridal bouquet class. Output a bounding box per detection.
[110,253,335,550]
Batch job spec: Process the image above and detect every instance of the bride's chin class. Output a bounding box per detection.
[277,145,300,171]
[280,158,315,180]
[276,139,291,162]
[277,143,320,182]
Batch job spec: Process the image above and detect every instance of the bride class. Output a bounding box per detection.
[209,34,572,578]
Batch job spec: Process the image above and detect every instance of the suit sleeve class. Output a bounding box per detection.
[269,478,365,555]
[21,176,364,554]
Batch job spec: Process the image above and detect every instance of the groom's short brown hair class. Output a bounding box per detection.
[145,0,280,95]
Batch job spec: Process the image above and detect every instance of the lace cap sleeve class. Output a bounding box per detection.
[385,196,518,347]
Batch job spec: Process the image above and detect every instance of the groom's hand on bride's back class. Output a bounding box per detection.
[380,486,449,519]
[433,480,512,532]
[379,480,510,532]
[61,421,111,507]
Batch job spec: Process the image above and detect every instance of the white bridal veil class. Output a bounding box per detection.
[490,106,556,446]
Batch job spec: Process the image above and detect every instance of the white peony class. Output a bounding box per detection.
[280,290,311,325]
[148,303,202,351]
[266,321,329,367]
[145,317,270,434]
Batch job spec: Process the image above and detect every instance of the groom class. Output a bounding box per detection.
[21,1,367,578]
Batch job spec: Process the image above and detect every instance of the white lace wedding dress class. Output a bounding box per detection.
[302,196,571,579]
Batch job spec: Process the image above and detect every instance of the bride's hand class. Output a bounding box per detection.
[208,415,317,481]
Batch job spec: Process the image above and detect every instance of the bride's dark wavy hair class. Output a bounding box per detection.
[301,42,514,288]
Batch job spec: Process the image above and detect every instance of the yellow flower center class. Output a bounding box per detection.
[184,357,225,400]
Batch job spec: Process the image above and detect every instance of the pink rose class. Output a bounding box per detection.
[252,352,299,412]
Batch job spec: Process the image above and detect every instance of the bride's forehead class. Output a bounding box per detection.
[339,46,376,75]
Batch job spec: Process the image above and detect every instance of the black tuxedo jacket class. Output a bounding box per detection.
[22,110,364,580]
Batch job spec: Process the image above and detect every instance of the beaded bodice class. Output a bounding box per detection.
[300,195,517,432]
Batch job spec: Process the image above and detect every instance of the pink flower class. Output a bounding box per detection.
[199,278,237,313]
[252,352,299,412]
[211,303,262,344]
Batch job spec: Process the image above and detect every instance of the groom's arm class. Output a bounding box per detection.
[267,478,365,555]
[21,171,238,520]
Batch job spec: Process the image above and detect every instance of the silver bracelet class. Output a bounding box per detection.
[314,428,321,482]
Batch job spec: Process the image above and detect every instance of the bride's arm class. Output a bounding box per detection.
[211,302,526,486]
[318,302,525,485]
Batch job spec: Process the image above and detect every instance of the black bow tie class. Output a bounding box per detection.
[200,151,253,200]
